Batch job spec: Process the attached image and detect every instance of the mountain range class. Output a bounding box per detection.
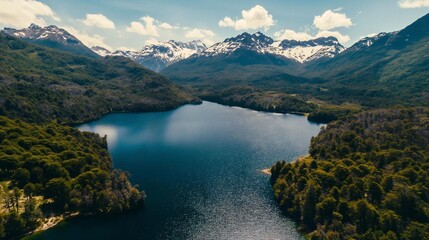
[3,24,346,72]
[3,14,428,117]
[162,13,429,121]
[201,32,344,63]
[100,32,345,72]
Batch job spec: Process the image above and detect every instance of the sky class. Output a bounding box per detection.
[0,0,428,51]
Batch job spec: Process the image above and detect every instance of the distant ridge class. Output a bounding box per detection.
[3,24,98,57]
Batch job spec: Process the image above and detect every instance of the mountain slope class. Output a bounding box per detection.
[307,13,429,78]
[0,33,197,124]
[303,13,429,106]
[3,24,98,58]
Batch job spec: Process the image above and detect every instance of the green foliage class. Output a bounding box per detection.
[0,116,145,239]
[271,108,429,239]
[0,33,197,124]
[201,86,316,114]
[44,178,71,207]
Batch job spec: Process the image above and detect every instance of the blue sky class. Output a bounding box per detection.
[0,0,428,50]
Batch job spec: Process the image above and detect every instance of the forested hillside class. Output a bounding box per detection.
[270,108,429,239]
[0,33,197,124]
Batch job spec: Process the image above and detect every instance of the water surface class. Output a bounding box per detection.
[27,102,322,240]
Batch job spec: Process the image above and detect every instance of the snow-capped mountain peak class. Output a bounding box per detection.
[93,32,344,71]
[203,32,274,56]
[202,32,344,63]
[98,40,207,72]
[29,23,41,29]
[2,24,98,57]
[3,24,82,46]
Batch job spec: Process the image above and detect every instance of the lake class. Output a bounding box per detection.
[26,101,322,240]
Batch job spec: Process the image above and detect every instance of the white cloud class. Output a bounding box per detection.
[273,29,313,41]
[125,16,213,46]
[116,46,137,52]
[316,30,350,44]
[159,22,174,29]
[219,17,235,28]
[64,26,112,50]
[126,16,159,37]
[273,28,350,45]
[82,13,115,29]
[363,33,377,38]
[185,28,214,38]
[0,0,60,28]
[398,0,429,8]
[218,5,275,31]
[125,16,177,36]
[313,10,352,31]
[184,28,215,46]
[356,33,377,41]
[144,38,159,45]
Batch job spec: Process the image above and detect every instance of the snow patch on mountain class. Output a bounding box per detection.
[347,32,394,52]
[135,40,206,63]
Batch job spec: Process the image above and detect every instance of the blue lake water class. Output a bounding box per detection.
[26,101,322,240]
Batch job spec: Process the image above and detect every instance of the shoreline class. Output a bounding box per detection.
[70,99,202,127]
[37,212,80,232]
[36,215,65,232]
[31,102,311,238]
[202,99,312,119]
[260,155,311,176]
[20,212,80,239]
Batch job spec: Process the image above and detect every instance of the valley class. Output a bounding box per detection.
[26,101,322,240]
[0,3,428,240]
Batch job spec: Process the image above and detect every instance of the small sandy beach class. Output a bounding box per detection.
[260,155,311,176]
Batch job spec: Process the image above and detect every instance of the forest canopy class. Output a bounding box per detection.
[0,116,144,239]
[271,108,429,239]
